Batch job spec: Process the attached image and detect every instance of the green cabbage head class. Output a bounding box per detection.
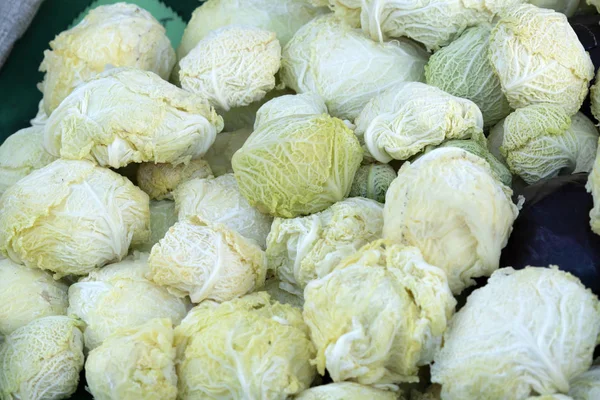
[0,316,84,400]
[232,114,363,218]
[425,24,512,127]
[489,4,594,115]
[349,163,397,203]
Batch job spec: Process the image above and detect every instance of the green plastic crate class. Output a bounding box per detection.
[0,0,201,143]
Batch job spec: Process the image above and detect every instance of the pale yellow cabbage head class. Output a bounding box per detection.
[432,267,600,400]
[132,200,178,253]
[359,0,522,50]
[281,15,429,121]
[177,0,326,63]
[295,382,401,399]
[495,106,599,185]
[349,163,397,203]
[303,240,456,387]
[39,3,175,114]
[136,159,213,200]
[148,216,267,303]
[586,138,600,235]
[568,362,600,400]
[254,92,328,129]
[0,159,150,278]
[203,128,253,176]
[383,148,518,294]
[0,258,68,335]
[489,4,594,115]
[85,318,177,400]
[0,125,57,196]
[527,396,574,400]
[179,26,281,111]
[267,197,384,296]
[425,24,512,127]
[44,68,224,169]
[0,316,84,400]
[67,252,188,350]
[232,114,363,218]
[354,82,484,163]
[173,174,273,248]
[174,292,316,399]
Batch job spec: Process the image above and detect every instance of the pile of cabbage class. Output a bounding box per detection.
[2,1,600,399]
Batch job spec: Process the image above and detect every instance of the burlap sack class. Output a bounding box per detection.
[0,0,43,69]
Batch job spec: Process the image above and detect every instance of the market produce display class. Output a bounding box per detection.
[3,1,600,399]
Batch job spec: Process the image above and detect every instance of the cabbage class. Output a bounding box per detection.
[232,114,363,218]
[179,26,281,111]
[67,252,188,350]
[0,125,57,196]
[267,197,383,296]
[173,174,273,248]
[354,82,484,163]
[425,24,512,127]
[0,159,150,278]
[254,93,328,129]
[493,106,599,185]
[358,0,522,51]
[489,4,594,116]
[303,240,456,386]
[44,67,224,169]
[148,216,267,303]
[174,292,316,399]
[0,316,84,400]
[431,267,600,400]
[85,318,177,400]
[177,0,327,61]
[281,14,428,121]
[0,258,68,335]
[383,148,518,294]
[30,99,48,126]
[136,159,213,200]
[590,69,600,124]
[39,3,175,114]
[132,200,178,253]
[295,382,400,399]
[203,128,253,176]
[349,163,397,203]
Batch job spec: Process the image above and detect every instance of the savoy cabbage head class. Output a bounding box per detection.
[489,4,594,116]
[232,114,363,218]
[432,267,600,400]
[281,14,428,121]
